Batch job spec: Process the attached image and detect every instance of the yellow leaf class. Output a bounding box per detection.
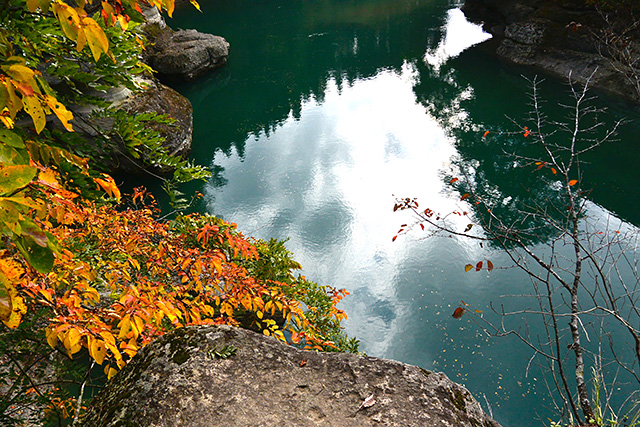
[81,17,109,61]
[0,269,26,329]
[163,0,175,17]
[0,114,14,129]
[52,1,80,41]
[46,325,58,348]
[107,366,118,379]
[133,315,144,336]
[94,173,121,202]
[76,29,87,54]
[63,327,83,357]
[5,64,36,83]
[118,314,131,340]
[5,81,22,118]
[189,0,201,11]
[21,95,46,134]
[26,0,39,12]
[117,14,129,31]
[44,94,73,130]
[91,339,107,365]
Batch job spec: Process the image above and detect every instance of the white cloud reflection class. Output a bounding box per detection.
[424,8,491,73]
[204,61,478,355]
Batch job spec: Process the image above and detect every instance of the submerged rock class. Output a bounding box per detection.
[79,325,501,427]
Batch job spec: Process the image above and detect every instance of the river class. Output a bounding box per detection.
[169,0,640,425]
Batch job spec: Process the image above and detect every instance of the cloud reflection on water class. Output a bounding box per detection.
[204,61,479,355]
[424,8,491,73]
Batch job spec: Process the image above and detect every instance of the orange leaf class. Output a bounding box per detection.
[569,180,578,186]
[483,130,490,138]
[464,264,473,272]
[460,193,470,201]
[475,261,483,271]
[449,177,459,184]
[551,168,557,175]
[487,260,494,272]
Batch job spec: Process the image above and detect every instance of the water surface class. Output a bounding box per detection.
[171,1,640,425]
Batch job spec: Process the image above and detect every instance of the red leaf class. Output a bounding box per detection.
[420,223,425,230]
[475,261,483,271]
[452,307,466,319]
[15,82,34,96]
[392,235,397,242]
[449,177,459,184]
[487,260,494,272]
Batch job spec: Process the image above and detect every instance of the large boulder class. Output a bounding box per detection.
[142,20,229,82]
[78,325,501,427]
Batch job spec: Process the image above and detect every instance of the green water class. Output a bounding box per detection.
[168,1,640,425]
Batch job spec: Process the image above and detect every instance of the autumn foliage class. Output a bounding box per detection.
[3,185,348,379]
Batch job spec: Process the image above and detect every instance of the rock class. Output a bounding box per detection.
[60,78,193,176]
[118,82,193,170]
[78,325,502,427]
[143,23,229,82]
[462,0,640,103]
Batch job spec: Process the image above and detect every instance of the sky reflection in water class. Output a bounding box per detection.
[199,8,639,426]
[205,9,492,355]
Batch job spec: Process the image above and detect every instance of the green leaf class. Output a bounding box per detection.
[19,219,47,247]
[0,199,21,235]
[0,144,27,165]
[0,129,24,148]
[15,236,55,273]
[0,165,37,195]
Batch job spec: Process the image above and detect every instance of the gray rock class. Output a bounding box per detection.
[504,19,547,45]
[118,82,193,162]
[78,325,502,427]
[144,26,229,81]
[462,0,640,103]
[61,79,193,176]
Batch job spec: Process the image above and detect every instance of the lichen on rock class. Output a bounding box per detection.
[78,325,501,427]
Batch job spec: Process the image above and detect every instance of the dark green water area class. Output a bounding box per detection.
[167,0,640,425]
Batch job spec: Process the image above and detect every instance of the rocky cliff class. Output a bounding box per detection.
[78,325,501,427]
[462,0,640,102]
